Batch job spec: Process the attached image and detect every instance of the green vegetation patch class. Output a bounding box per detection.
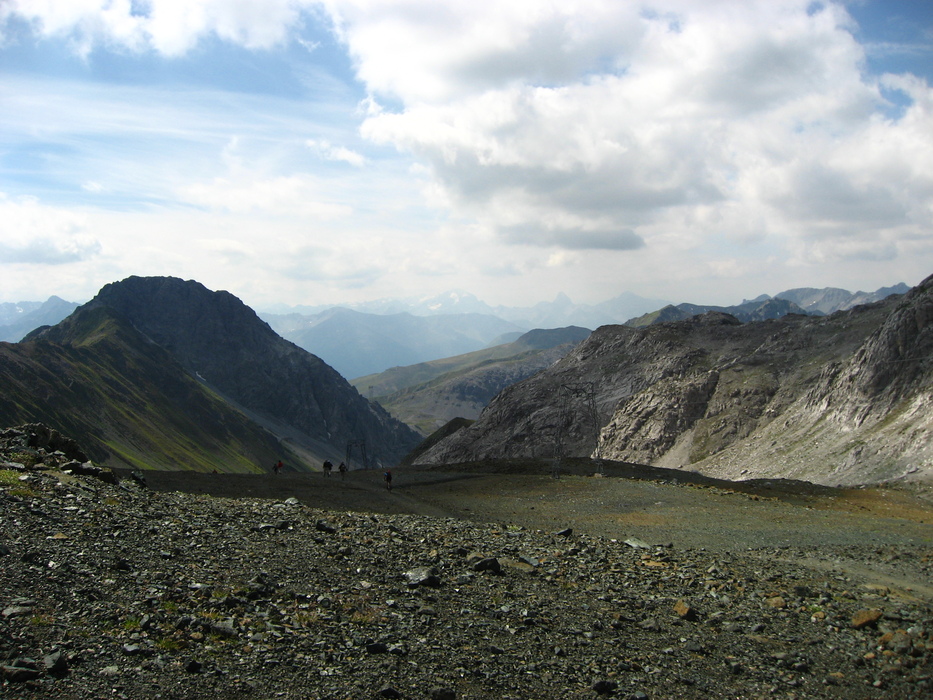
[0,469,39,498]
[6,451,38,467]
[0,469,22,486]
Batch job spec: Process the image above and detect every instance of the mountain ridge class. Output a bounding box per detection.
[411,277,931,486]
[0,295,79,342]
[1,304,291,472]
[2,276,421,472]
[84,276,420,468]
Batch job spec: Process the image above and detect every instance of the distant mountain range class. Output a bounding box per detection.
[261,284,909,329]
[413,276,931,486]
[0,277,420,472]
[774,284,910,314]
[626,284,911,327]
[0,275,924,486]
[260,308,524,379]
[4,283,909,379]
[262,289,669,331]
[0,296,79,342]
[352,326,592,435]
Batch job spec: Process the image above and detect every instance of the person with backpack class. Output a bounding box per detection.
[383,469,392,491]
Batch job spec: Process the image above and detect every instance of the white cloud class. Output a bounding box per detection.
[0,194,101,264]
[343,0,933,265]
[2,0,316,56]
[181,175,353,218]
[306,139,367,167]
[1,0,931,307]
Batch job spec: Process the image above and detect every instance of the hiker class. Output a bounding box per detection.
[338,462,347,479]
[323,460,333,477]
[274,460,284,475]
[383,469,392,491]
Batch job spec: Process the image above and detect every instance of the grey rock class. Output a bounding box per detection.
[43,651,69,675]
[592,679,618,694]
[405,566,441,588]
[471,557,502,574]
[315,520,337,534]
[2,605,33,618]
[2,664,41,682]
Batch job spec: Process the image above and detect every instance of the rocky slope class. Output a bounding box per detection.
[2,426,931,699]
[412,275,933,486]
[691,274,933,485]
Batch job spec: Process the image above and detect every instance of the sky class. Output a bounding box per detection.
[1,0,931,311]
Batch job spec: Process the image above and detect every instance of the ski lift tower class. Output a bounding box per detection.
[345,440,369,471]
[553,381,602,478]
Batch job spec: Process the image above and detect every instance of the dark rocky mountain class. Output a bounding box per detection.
[0,296,79,342]
[85,276,420,468]
[355,327,591,435]
[1,277,420,471]
[0,304,290,472]
[413,276,932,486]
[261,307,524,379]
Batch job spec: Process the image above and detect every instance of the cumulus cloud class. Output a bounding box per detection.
[1,0,316,56]
[500,223,644,251]
[0,195,102,264]
[343,0,933,260]
[3,0,931,302]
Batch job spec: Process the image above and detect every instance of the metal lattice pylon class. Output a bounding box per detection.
[553,382,602,477]
[345,441,369,471]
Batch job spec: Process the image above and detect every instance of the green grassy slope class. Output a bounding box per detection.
[0,306,299,473]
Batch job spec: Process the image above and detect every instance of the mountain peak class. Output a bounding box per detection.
[552,292,574,306]
[82,276,421,466]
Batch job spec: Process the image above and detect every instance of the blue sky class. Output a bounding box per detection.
[1,0,931,310]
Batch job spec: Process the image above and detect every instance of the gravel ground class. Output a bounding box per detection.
[140,464,933,600]
[2,429,932,699]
